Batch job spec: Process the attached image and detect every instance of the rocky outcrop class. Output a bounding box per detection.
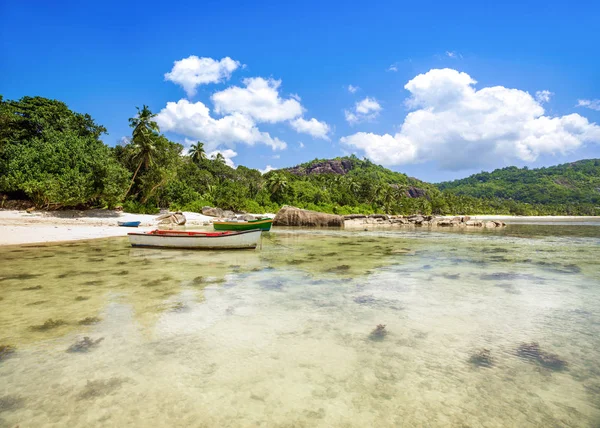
[286,159,353,176]
[202,206,235,219]
[202,206,223,217]
[156,212,186,226]
[344,214,505,228]
[273,206,344,227]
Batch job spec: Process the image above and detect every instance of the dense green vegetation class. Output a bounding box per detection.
[1,95,598,215]
[438,161,600,215]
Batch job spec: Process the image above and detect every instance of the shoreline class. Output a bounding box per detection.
[0,209,599,246]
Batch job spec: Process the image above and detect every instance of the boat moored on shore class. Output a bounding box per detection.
[213,218,273,231]
[127,229,262,249]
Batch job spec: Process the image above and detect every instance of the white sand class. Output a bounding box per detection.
[0,209,596,246]
[0,209,217,246]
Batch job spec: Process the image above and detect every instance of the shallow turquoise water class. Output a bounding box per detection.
[1,224,599,427]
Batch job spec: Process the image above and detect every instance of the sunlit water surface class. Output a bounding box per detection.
[1,224,600,427]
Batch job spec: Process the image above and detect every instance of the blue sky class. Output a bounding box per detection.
[1,0,599,182]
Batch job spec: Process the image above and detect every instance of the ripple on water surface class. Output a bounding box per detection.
[0,225,600,427]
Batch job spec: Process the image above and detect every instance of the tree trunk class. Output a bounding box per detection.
[124,158,144,199]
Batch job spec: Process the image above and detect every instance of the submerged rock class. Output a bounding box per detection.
[78,317,101,325]
[77,378,127,400]
[369,324,388,341]
[469,348,494,367]
[0,394,25,412]
[67,337,104,353]
[0,344,16,361]
[30,318,67,331]
[516,342,567,371]
[273,206,344,228]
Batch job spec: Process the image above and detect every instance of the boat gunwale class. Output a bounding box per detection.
[212,219,273,226]
[127,229,262,238]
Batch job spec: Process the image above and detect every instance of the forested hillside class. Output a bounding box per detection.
[437,161,600,215]
[1,95,598,216]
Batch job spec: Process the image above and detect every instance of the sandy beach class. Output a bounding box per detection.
[0,209,218,246]
[0,210,598,246]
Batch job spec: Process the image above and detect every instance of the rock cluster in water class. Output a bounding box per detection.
[344,214,506,228]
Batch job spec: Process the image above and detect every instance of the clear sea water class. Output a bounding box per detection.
[1,222,599,427]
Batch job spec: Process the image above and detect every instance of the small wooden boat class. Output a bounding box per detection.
[213,218,273,231]
[127,229,261,249]
[118,221,141,227]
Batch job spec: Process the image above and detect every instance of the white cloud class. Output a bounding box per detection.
[298,142,305,149]
[387,64,398,72]
[348,85,359,94]
[577,99,600,111]
[208,149,237,168]
[345,97,382,125]
[118,136,130,146]
[535,90,553,103]
[156,99,286,152]
[445,51,462,59]
[259,165,276,174]
[341,68,600,170]
[289,117,331,140]
[164,56,241,97]
[212,77,303,123]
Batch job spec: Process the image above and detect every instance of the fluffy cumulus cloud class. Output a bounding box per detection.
[212,77,304,123]
[161,58,330,154]
[289,117,331,140]
[345,97,382,125]
[341,68,600,170]
[156,99,286,152]
[164,56,241,97]
[208,149,238,168]
[577,99,600,111]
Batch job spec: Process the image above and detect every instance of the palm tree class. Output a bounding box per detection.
[124,106,160,198]
[213,152,226,165]
[266,173,288,196]
[128,105,159,142]
[189,141,206,164]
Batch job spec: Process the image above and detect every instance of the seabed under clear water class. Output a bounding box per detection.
[1,223,599,427]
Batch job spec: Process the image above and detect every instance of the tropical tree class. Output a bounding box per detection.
[266,172,288,196]
[0,96,128,208]
[124,106,160,197]
[128,105,159,142]
[213,152,226,165]
[189,141,206,164]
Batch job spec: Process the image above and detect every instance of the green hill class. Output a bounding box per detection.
[437,160,600,215]
[2,95,598,216]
